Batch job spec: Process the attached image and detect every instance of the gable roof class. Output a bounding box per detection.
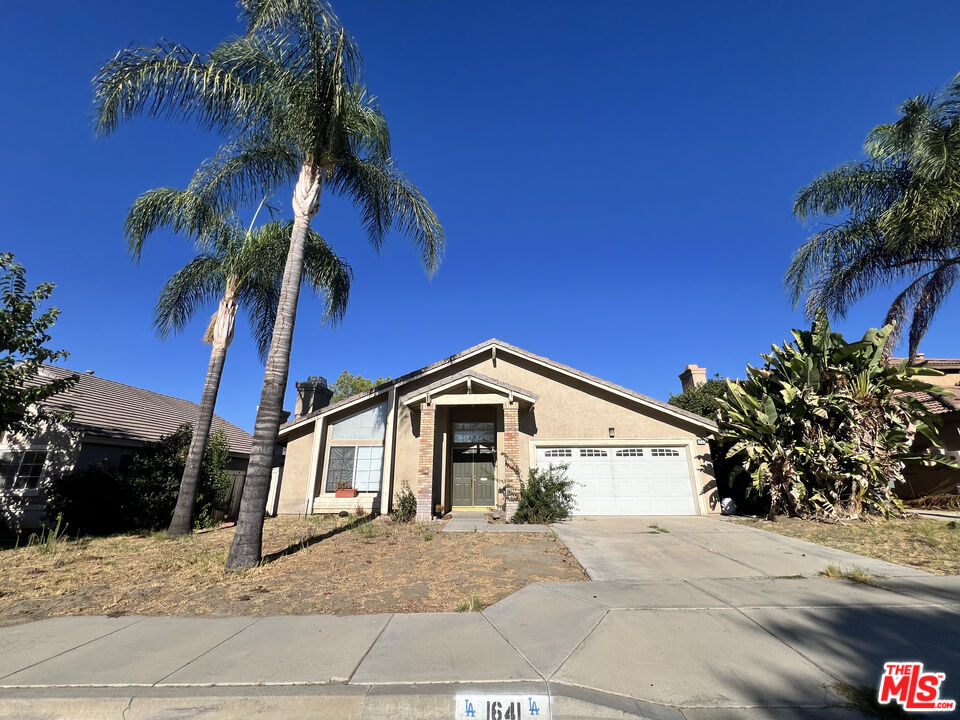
[280,338,717,435]
[24,366,252,455]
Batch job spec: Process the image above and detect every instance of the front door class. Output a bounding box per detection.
[452,446,496,506]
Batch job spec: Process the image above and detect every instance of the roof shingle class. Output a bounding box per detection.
[27,366,252,455]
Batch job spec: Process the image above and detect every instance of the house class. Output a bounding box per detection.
[273,339,719,521]
[0,366,253,529]
[890,355,960,498]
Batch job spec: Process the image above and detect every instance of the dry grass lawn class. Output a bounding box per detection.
[736,515,960,575]
[0,516,586,627]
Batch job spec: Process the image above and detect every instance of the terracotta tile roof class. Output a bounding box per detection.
[902,390,960,415]
[281,338,717,433]
[27,366,252,455]
[889,357,960,369]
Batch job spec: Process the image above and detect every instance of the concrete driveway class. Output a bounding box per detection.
[552,515,931,581]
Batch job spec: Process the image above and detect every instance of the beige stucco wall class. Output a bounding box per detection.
[275,424,315,515]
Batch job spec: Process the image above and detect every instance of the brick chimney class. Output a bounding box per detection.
[679,365,707,393]
[295,376,333,418]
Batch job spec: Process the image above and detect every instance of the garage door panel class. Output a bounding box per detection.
[537,445,696,516]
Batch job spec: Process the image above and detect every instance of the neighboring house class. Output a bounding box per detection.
[0,366,253,530]
[273,339,719,521]
[891,355,960,498]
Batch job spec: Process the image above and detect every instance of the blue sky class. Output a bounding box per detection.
[5,1,960,433]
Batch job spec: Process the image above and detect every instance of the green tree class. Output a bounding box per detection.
[788,74,960,358]
[94,0,444,569]
[125,187,351,537]
[330,370,390,403]
[0,253,77,435]
[668,377,729,419]
[717,310,949,520]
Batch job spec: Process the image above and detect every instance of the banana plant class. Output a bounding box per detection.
[717,309,953,519]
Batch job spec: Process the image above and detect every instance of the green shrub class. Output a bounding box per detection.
[393,482,417,523]
[50,424,231,535]
[511,464,576,524]
[717,310,951,520]
[668,376,730,418]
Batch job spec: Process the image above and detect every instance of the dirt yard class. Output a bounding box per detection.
[736,515,960,575]
[0,516,586,627]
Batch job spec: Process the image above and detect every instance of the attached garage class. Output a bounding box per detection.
[536,445,697,515]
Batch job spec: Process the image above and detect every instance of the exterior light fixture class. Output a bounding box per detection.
[608,427,615,438]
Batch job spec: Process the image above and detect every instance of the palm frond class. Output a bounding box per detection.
[907,261,960,357]
[154,255,225,339]
[234,220,352,358]
[124,187,236,259]
[93,40,262,136]
[302,227,351,323]
[329,156,445,275]
[793,163,908,222]
[188,132,301,209]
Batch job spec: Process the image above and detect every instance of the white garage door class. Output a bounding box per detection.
[536,446,697,515]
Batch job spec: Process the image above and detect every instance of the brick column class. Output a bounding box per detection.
[502,402,520,518]
[416,402,435,521]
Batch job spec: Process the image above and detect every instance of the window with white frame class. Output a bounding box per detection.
[615,448,644,457]
[579,448,607,457]
[330,403,387,441]
[325,445,383,492]
[650,448,681,457]
[542,448,572,458]
[0,449,48,490]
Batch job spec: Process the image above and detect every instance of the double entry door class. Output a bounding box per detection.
[452,445,496,507]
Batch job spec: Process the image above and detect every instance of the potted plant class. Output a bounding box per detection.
[335,479,358,498]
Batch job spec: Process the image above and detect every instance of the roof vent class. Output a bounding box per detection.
[85,370,95,375]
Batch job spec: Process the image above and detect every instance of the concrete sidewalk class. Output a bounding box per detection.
[1,574,958,719]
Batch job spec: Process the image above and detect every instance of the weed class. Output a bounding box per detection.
[648,523,670,534]
[420,528,434,542]
[32,514,69,555]
[357,523,378,539]
[822,565,884,587]
[456,595,484,612]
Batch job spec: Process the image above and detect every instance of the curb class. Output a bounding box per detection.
[0,681,684,720]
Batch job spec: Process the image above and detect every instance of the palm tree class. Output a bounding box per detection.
[93,0,444,568]
[125,186,351,536]
[787,74,960,359]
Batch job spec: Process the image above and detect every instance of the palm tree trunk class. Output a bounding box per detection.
[226,164,322,570]
[167,284,238,536]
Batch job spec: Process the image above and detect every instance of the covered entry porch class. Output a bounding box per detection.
[402,371,537,521]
